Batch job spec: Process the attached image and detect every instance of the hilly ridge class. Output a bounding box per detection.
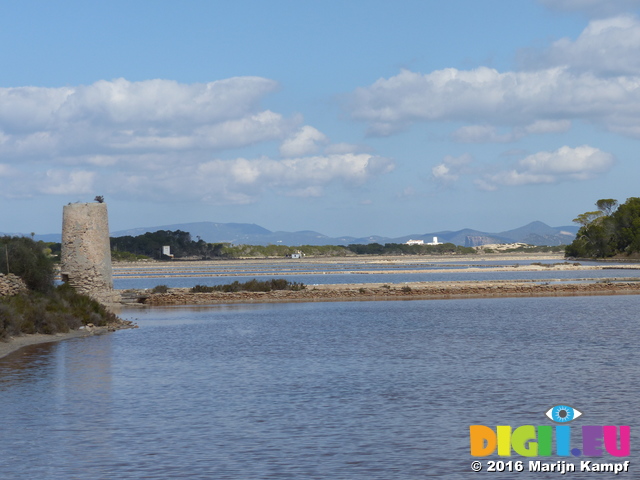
[108,221,577,247]
[10,220,578,246]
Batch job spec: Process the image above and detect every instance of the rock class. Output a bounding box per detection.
[0,274,28,297]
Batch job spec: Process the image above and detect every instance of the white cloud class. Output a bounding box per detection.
[101,153,395,204]
[538,0,640,17]
[198,153,393,188]
[521,15,640,76]
[452,120,571,144]
[0,77,285,161]
[279,125,329,157]
[0,77,278,132]
[349,66,640,136]
[323,142,364,154]
[523,119,572,134]
[479,145,613,189]
[0,77,393,201]
[452,125,517,143]
[432,154,473,184]
[398,186,417,198]
[39,170,96,195]
[346,16,640,141]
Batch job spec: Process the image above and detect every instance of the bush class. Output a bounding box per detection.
[0,236,55,292]
[190,278,306,293]
[0,283,119,339]
[151,285,169,294]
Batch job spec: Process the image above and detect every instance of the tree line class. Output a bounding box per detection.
[565,197,640,258]
[105,230,482,259]
[110,230,226,260]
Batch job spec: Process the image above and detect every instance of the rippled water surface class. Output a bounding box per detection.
[1,295,638,479]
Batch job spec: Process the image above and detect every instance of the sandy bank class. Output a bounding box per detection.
[0,321,138,360]
[140,280,640,306]
[1,327,105,360]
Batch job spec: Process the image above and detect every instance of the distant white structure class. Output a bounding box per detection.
[405,236,443,246]
[162,246,174,258]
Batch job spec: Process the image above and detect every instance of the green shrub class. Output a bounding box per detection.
[190,278,306,293]
[151,285,169,294]
[0,236,55,292]
[0,284,119,339]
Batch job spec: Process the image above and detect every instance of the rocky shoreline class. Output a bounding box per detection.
[139,280,640,306]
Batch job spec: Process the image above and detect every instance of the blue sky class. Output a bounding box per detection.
[2,0,640,237]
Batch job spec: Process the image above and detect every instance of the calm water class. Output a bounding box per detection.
[1,295,638,479]
[113,268,640,290]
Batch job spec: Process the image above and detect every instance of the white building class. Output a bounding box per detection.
[406,237,443,246]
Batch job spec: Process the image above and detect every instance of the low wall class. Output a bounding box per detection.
[0,274,28,297]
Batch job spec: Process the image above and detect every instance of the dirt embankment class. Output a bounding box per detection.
[140,280,640,305]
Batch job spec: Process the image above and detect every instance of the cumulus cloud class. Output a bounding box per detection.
[523,119,572,134]
[279,125,329,157]
[452,125,517,144]
[99,153,395,204]
[452,120,571,143]
[0,77,394,201]
[432,154,473,184]
[479,145,613,190]
[520,15,640,75]
[39,170,96,195]
[323,142,365,154]
[197,153,393,189]
[348,66,640,137]
[346,15,640,141]
[0,77,290,160]
[538,0,640,17]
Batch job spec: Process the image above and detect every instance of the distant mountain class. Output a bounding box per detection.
[112,222,271,243]
[111,220,576,246]
[497,221,578,246]
[7,220,577,247]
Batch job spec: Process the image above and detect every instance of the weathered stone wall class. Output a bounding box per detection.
[61,202,119,304]
[0,273,28,297]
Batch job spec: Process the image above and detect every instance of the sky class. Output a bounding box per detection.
[2,0,640,238]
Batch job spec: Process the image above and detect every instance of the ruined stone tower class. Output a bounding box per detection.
[61,202,118,304]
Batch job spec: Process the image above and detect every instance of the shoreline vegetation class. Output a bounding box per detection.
[0,235,134,360]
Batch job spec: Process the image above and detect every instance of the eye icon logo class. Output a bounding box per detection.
[545,405,582,423]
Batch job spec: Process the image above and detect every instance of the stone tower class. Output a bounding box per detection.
[61,202,118,304]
